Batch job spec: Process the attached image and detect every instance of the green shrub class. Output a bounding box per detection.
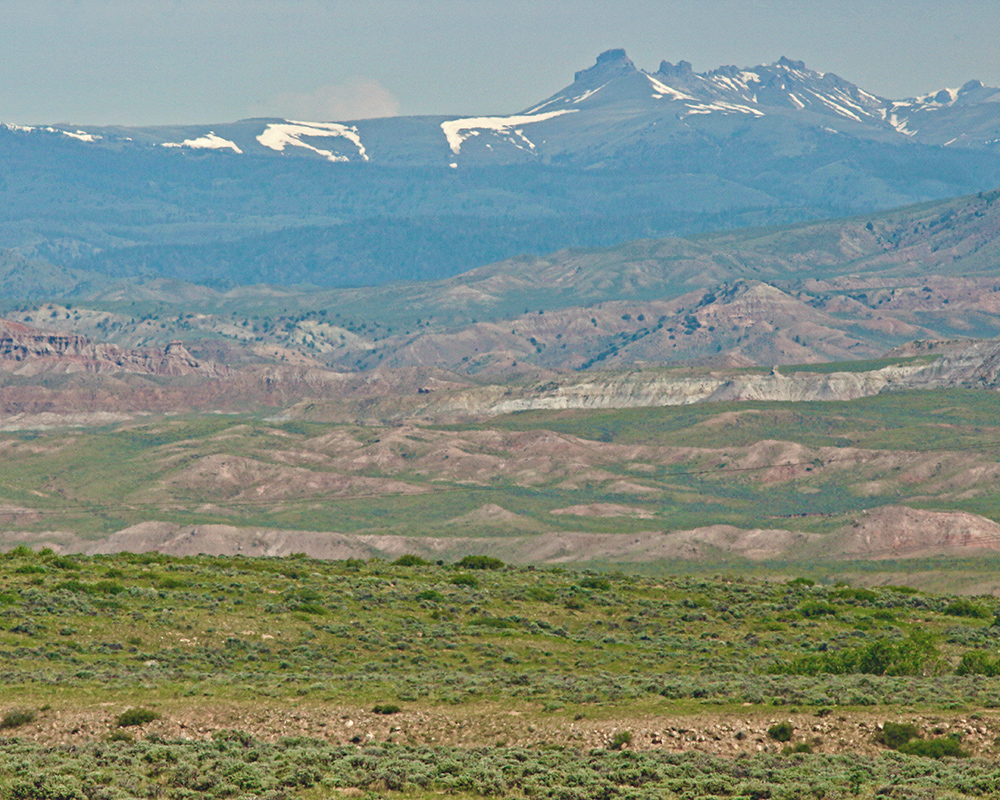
[787,577,814,587]
[292,602,325,615]
[956,651,1000,676]
[526,586,556,602]
[393,554,430,567]
[775,631,937,677]
[832,587,878,603]
[450,574,478,587]
[454,555,505,570]
[943,600,989,619]
[875,721,921,749]
[799,601,838,618]
[897,736,968,758]
[372,704,401,715]
[116,707,160,727]
[415,589,444,602]
[44,555,79,571]
[610,730,633,749]
[579,577,611,591]
[471,617,518,629]
[767,722,794,742]
[0,709,36,730]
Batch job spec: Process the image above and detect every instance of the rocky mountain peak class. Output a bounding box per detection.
[775,56,809,71]
[573,48,636,82]
[657,59,695,79]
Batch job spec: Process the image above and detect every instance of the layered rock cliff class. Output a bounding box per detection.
[0,318,224,377]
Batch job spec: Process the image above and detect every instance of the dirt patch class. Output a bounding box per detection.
[828,505,1000,559]
[164,454,427,501]
[447,504,535,526]
[550,503,655,519]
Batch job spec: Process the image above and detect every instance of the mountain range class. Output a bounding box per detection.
[3,187,1000,387]
[4,51,1000,288]
[14,50,1000,163]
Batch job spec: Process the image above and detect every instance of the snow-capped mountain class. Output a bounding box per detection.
[4,50,1000,291]
[5,50,1000,166]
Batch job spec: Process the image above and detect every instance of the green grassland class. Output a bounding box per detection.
[2,550,1000,798]
[4,548,1000,707]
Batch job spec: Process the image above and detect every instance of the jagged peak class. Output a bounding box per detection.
[657,60,694,79]
[574,49,636,82]
[775,56,809,72]
[596,48,631,65]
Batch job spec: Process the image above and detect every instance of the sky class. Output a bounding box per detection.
[4,0,1000,126]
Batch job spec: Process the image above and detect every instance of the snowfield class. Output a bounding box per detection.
[256,121,368,162]
[163,132,242,153]
[441,110,577,154]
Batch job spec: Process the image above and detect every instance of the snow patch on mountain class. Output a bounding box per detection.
[256,121,368,162]
[572,84,608,104]
[646,74,694,101]
[61,130,100,143]
[441,109,577,154]
[683,101,764,118]
[2,123,101,142]
[163,132,242,153]
[808,91,863,122]
[914,87,960,107]
[888,110,917,136]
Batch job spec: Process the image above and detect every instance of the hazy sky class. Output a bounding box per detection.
[4,0,1000,126]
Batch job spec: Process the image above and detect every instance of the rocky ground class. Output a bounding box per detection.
[8,702,998,759]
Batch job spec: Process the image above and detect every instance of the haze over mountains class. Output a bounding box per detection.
[4,51,1000,288]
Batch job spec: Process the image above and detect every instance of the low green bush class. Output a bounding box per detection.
[0,710,35,730]
[774,632,937,677]
[767,722,793,742]
[943,599,989,618]
[799,601,838,617]
[471,617,518,629]
[116,707,160,727]
[875,721,921,749]
[393,555,430,567]
[956,650,1000,676]
[454,556,505,571]
[897,736,968,759]
[610,730,633,749]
